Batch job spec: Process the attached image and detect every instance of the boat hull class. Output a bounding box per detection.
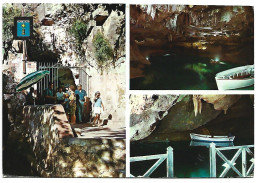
[215,65,254,90]
[190,140,234,147]
[215,78,254,90]
[190,133,235,142]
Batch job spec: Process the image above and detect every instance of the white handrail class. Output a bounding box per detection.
[130,146,174,178]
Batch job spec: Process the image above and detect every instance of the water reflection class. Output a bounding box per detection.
[131,54,241,90]
[131,138,253,178]
[190,140,234,148]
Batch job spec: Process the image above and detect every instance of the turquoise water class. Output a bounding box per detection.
[130,138,254,178]
[130,54,253,90]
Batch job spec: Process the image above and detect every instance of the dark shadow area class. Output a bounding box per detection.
[2,103,40,177]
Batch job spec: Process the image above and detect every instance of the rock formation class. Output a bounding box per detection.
[130,95,179,141]
[130,5,254,78]
[130,94,253,142]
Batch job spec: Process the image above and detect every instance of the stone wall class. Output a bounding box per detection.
[88,60,125,125]
[5,104,125,177]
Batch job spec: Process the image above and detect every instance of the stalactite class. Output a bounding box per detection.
[193,95,202,117]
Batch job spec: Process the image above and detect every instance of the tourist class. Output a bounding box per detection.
[56,87,65,104]
[25,87,35,105]
[63,84,70,120]
[19,90,27,106]
[92,91,104,127]
[44,82,55,104]
[68,85,76,124]
[75,94,81,122]
[64,92,70,120]
[75,84,87,123]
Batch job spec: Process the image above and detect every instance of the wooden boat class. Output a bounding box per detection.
[190,133,235,142]
[215,65,254,90]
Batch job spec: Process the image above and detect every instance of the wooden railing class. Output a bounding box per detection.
[209,143,254,177]
[130,146,174,178]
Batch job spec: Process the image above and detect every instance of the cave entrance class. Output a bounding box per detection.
[37,63,91,100]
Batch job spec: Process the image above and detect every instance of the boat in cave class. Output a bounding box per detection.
[215,65,254,90]
[190,133,235,143]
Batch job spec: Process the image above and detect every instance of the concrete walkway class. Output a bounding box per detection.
[71,122,125,139]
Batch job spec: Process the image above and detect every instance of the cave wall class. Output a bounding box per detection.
[146,95,254,142]
[130,94,253,142]
[130,95,179,141]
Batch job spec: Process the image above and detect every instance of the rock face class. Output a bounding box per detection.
[2,71,17,94]
[200,95,254,139]
[130,94,250,142]
[156,95,240,133]
[130,95,179,141]
[130,5,254,78]
[88,61,125,125]
[200,95,241,112]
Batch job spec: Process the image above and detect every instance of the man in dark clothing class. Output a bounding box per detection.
[26,87,35,105]
[75,84,87,123]
[44,82,56,104]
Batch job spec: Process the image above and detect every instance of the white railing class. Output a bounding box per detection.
[210,143,254,177]
[130,146,174,178]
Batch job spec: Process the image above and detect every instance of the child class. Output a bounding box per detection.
[68,85,76,124]
[92,91,104,127]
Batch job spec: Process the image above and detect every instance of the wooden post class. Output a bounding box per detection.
[57,67,59,89]
[210,143,217,177]
[22,4,26,74]
[242,147,247,177]
[167,146,174,178]
[23,40,26,74]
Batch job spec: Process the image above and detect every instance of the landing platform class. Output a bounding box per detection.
[71,122,125,139]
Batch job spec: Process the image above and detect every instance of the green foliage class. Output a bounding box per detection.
[69,19,88,63]
[92,32,114,67]
[3,4,34,42]
[69,19,88,44]
[2,4,22,42]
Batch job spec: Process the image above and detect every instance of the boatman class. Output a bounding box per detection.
[75,84,87,123]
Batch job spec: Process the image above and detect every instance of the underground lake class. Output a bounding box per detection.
[130,53,254,90]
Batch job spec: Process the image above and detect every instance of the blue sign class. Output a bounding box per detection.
[17,20,30,37]
[14,17,33,40]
